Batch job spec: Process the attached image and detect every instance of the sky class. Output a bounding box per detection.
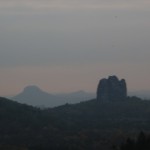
[0,0,150,95]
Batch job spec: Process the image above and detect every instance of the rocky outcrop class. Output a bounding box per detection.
[97,76,127,102]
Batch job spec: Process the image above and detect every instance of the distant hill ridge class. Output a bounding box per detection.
[12,85,95,107]
[11,75,150,108]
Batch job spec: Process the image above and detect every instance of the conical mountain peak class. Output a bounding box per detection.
[23,85,42,93]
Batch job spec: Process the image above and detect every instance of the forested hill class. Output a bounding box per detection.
[51,96,150,131]
[1,96,150,150]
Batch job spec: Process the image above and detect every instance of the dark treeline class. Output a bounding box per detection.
[1,96,150,149]
[117,131,150,150]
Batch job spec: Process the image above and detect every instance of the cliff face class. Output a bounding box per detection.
[97,76,127,102]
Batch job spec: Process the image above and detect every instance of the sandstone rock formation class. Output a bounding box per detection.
[97,76,127,102]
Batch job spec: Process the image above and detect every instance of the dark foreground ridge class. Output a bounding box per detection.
[1,95,150,150]
[97,75,127,102]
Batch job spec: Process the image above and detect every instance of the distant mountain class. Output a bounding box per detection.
[128,90,150,99]
[12,85,61,107]
[56,90,95,103]
[12,85,95,108]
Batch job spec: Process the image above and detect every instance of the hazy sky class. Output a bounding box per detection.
[0,0,150,95]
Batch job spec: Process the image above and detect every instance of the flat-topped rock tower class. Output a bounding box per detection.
[97,76,127,102]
